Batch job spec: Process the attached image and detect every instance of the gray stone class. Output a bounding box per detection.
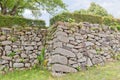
[78,57,86,62]
[25,46,34,50]
[68,60,77,65]
[21,53,28,58]
[25,63,31,67]
[13,63,24,68]
[52,64,77,73]
[2,56,12,60]
[35,37,40,41]
[77,53,83,59]
[53,42,62,48]
[68,37,75,41]
[5,46,11,51]
[85,42,94,46]
[87,58,93,66]
[55,31,67,37]
[70,41,78,45]
[0,60,9,64]
[53,48,75,58]
[1,41,12,45]
[51,55,67,65]
[57,36,69,43]
[66,44,74,48]
[0,36,6,41]
[72,63,80,68]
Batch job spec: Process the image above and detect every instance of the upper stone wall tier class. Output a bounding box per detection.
[46,22,120,74]
[0,27,47,71]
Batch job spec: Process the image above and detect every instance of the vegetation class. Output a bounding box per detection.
[50,12,120,27]
[0,0,66,17]
[0,15,45,27]
[75,2,112,17]
[37,47,48,67]
[0,61,120,80]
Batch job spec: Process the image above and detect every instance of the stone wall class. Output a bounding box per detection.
[46,22,120,74]
[0,27,46,71]
[1,22,120,74]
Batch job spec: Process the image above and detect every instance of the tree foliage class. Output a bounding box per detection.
[0,0,66,16]
[75,2,112,17]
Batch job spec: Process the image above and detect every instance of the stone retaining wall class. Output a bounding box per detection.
[46,22,120,74]
[1,22,120,74]
[0,27,46,71]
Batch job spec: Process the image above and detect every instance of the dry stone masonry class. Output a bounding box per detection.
[0,27,46,71]
[0,22,120,75]
[46,22,120,74]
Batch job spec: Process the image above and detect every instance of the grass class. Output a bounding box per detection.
[0,61,120,80]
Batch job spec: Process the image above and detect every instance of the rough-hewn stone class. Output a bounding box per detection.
[52,64,77,73]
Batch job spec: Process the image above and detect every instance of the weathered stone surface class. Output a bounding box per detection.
[68,60,77,65]
[25,46,34,50]
[0,60,9,64]
[51,55,67,65]
[87,58,93,66]
[1,41,12,45]
[77,53,83,59]
[55,31,67,37]
[85,42,94,46]
[53,48,75,58]
[21,54,28,58]
[25,63,31,67]
[52,64,77,73]
[5,46,11,51]
[0,36,6,41]
[78,57,86,62]
[53,42,62,48]
[13,63,24,68]
[2,56,12,60]
[57,36,69,43]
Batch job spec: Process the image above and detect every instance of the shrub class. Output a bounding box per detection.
[0,15,45,27]
[50,12,120,27]
[50,12,103,25]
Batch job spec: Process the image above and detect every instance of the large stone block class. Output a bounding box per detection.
[52,64,77,73]
[25,46,34,50]
[51,55,67,65]
[13,63,24,68]
[5,46,11,51]
[53,48,75,58]
[57,36,69,43]
[1,41,12,45]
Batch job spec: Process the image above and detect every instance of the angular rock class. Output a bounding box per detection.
[55,31,67,37]
[86,58,93,66]
[0,36,6,41]
[1,41,12,45]
[51,55,67,65]
[2,56,12,60]
[13,63,24,68]
[53,48,75,58]
[85,42,94,46]
[25,63,31,67]
[53,42,62,48]
[52,64,77,73]
[57,36,69,43]
[21,53,28,58]
[25,46,34,50]
[5,46,11,51]
[77,53,83,59]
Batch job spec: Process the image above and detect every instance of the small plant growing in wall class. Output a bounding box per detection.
[7,51,16,57]
[37,47,48,68]
[9,36,18,42]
